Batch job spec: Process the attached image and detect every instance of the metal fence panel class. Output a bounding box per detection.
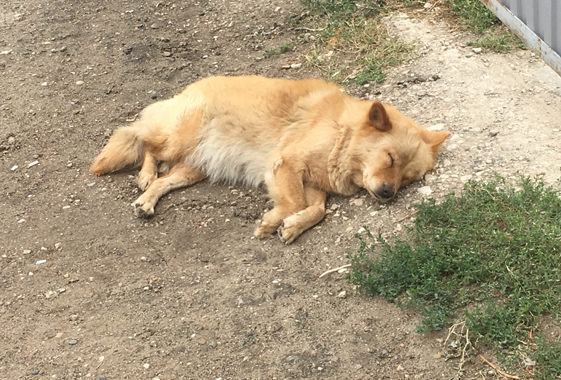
[498,0,559,55]
[481,0,561,76]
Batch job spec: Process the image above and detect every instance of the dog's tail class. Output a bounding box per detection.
[90,124,144,175]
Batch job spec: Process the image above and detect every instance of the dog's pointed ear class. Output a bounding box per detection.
[422,129,451,156]
[366,101,392,132]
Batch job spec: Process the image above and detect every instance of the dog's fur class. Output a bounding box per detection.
[90,75,450,243]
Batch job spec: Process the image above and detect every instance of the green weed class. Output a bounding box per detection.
[263,49,278,58]
[348,177,561,378]
[279,42,294,53]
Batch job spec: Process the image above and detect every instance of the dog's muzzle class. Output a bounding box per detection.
[366,184,395,202]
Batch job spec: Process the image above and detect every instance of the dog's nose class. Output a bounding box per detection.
[375,184,395,200]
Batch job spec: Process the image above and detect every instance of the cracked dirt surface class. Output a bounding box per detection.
[1,1,560,379]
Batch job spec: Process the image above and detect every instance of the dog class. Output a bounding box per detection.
[90,75,450,244]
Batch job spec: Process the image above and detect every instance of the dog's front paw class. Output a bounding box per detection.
[277,219,302,245]
[136,172,156,191]
[254,220,278,238]
[132,196,155,218]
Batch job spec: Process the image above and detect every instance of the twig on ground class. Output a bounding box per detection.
[479,355,520,379]
[396,210,419,223]
[319,264,351,278]
[427,0,443,11]
[294,27,325,32]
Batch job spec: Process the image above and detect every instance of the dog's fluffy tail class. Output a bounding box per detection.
[90,125,143,175]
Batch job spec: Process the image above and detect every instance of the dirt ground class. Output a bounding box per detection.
[1,1,561,379]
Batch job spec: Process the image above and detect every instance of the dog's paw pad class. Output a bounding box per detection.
[132,202,154,218]
[278,225,297,245]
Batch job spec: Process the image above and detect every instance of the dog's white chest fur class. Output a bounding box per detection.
[187,118,277,187]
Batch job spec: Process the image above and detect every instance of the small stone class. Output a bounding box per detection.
[76,80,84,85]
[424,2,432,9]
[417,186,432,196]
[270,322,282,332]
[23,249,31,254]
[473,47,482,54]
[355,364,363,369]
[143,363,150,369]
[36,259,46,265]
[151,24,159,29]
[209,341,217,348]
[397,364,404,371]
[45,290,56,299]
[489,130,499,137]
[290,63,302,69]
[150,91,158,99]
[55,243,62,250]
[351,198,364,206]
[198,339,207,345]
[32,369,40,375]
[8,136,15,144]
[11,165,18,171]
[163,51,172,57]
[427,123,445,131]
[337,291,347,298]
[238,341,245,346]
[69,339,78,345]
[434,352,442,359]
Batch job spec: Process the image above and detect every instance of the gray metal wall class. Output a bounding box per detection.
[499,0,560,56]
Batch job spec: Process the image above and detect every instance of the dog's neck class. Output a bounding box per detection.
[327,124,361,196]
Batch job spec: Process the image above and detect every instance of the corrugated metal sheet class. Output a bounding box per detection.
[481,0,561,76]
[500,0,559,55]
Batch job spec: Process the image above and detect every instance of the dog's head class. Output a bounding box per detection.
[355,101,450,202]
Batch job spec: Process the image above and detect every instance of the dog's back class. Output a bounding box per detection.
[91,76,343,186]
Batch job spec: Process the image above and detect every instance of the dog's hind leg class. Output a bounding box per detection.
[132,163,206,218]
[136,149,158,191]
[278,186,327,244]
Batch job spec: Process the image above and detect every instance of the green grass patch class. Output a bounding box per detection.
[348,177,561,378]
[444,0,526,52]
[446,0,499,33]
[469,30,527,53]
[297,0,411,84]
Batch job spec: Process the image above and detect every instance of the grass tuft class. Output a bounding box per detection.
[297,0,411,84]
[348,177,561,379]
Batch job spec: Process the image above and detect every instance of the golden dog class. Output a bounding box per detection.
[90,75,450,244]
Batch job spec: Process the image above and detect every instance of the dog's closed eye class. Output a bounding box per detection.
[388,153,395,167]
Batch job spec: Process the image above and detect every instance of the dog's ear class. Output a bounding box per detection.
[366,101,392,132]
[422,130,451,156]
